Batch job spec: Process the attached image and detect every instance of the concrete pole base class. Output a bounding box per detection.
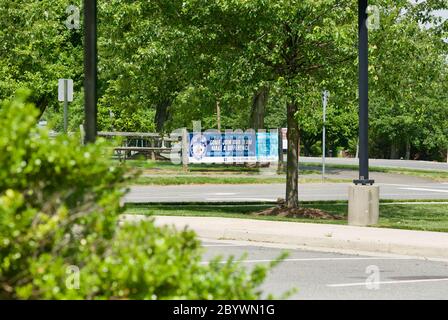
[348,185,380,226]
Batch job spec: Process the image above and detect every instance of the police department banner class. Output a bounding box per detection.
[188,130,278,163]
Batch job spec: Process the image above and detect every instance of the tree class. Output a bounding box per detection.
[153,0,358,208]
[0,0,83,116]
[368,1,448,160]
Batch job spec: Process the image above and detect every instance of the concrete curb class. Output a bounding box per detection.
[132,215,448,260]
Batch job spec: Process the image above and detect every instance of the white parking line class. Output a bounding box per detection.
[379,183,414,187]
[202,244,244,247]
[327,278,448,288]
[204,198,275,201]
[201,257,412,264]
[400,187,448,193]
[209,193,237,196]
[381,202,448,205]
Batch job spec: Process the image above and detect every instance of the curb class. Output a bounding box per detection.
[143,215,448,260]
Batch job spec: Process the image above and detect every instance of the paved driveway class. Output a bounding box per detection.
[201,239,448,300]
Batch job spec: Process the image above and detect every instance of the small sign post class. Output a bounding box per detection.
[58,79,74,133]
[322,90,329,182]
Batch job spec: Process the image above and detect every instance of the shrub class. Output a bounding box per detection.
[0,92,279,299]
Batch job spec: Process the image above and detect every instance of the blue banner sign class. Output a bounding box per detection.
[188,130,278,163]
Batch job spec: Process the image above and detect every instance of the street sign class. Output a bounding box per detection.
[58,79,74,102]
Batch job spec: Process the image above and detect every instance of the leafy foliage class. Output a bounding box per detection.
[1,0,447,159]
[0,93,278,299]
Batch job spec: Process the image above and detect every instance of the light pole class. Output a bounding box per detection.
[348,0,379,226]
[84,0,97,143]
[354,0,374,186]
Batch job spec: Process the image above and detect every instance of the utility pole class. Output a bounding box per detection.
[64,80,68,133]
[322,90,329,183]
[83,0,97,143]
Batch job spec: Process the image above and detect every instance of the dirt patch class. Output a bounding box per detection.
[253,199,344,220]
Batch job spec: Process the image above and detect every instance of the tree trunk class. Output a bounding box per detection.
[250,86,269,130]
[390,141,399,159]
[155,99,171,133]
[286,101,299,208]
[405,140,411,160]
[216,100,221,131]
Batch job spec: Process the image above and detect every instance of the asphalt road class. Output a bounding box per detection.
[300,157,448,171]
[126,182,448,203]
[201,239,448,300]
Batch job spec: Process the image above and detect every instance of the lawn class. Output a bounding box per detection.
[133,176,350,185]
[300,162,448,181]
[125,201,448,233]
[121,159,447,185]
[123,159,448,182]
[124,160,349,185]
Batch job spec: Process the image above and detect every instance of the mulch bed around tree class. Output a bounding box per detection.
[253,199,344,220]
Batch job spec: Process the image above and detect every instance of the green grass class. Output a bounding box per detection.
[122,160,263,173]
[123,159,448,183]
[134,176,285,185]
[124,160,448,181]
[125,160,350,185]
[125,201,448,232]
[133,176,351,185]
[301,162,448,181]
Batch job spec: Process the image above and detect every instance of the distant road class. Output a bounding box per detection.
[300,157,448,171]
[126,182,448,203]
[126,158,448,203]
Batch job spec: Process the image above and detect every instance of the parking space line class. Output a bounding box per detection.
[202,244,246,247]
[201,257,413,264]
[204,198,275,201]
[327,278,448,287]
[400,187,448,193]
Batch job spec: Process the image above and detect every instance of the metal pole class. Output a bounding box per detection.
[83,0,97,143]
[322,90,328,183]
[355,0,374,185]
[63,79,68,133]
[181,128,189,172]
[277,128,284,173]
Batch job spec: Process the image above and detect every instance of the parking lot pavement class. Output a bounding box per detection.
[127,182,448,203]
[200,239,448,300]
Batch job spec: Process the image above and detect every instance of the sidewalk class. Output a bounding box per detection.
[143,216,448,260]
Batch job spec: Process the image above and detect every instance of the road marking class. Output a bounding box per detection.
[200,257,412,264]
[380,183,414,187]
[202,244,244,247]
[204,198,275,202]
[327,278,448,288]
[400,187,448,194]
[209,193,237,196]
[381,202,448,205]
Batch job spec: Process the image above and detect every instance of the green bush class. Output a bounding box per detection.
[0,92,280,299]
